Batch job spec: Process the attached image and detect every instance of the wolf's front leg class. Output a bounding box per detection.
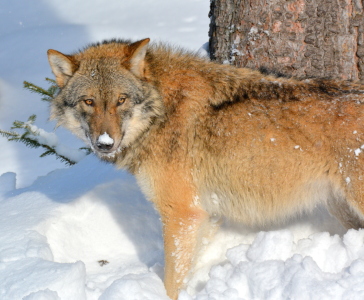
[150,167,211,299]
[162,204,209,300]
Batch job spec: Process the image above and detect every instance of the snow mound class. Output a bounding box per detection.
[0,259,86,300]
[0,156,163,300]
[99,272,169,300]
[23,289,61,300]
[183,230,364,300]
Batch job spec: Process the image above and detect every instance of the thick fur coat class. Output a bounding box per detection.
[48,38,364,299]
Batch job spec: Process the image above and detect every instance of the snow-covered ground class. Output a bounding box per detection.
[1,1,364,299]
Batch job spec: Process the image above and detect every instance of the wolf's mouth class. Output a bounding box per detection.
[92,143,123,158]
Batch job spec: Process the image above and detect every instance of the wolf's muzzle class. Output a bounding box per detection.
[95,142,114,152]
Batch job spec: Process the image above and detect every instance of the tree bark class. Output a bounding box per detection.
[209,0,364,81]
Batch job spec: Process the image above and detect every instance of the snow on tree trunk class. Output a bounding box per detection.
[209,0,364,81]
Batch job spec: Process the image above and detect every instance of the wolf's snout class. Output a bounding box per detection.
[96,132,115,152]
[96,141,114,151]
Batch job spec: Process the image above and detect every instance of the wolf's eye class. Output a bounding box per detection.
[117,97,126,106]
[84,99,94,106]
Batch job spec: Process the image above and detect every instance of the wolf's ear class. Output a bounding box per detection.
[47,50,78,88]
[127,38,150,78]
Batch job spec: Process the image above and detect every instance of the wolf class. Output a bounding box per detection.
[47,38,364,299]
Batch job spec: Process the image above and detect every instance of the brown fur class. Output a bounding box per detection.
[48,38,364,299]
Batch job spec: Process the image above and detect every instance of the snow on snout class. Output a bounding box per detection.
[98,132,114,145]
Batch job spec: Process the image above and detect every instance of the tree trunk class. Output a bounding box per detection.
[209,0,364,81]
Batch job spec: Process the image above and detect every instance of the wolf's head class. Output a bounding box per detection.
[47,38,165,159]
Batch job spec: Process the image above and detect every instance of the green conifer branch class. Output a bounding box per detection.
[0,115,76,165]
[0,79,90,166]
[23,78,59,102]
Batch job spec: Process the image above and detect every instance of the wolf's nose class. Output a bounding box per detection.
[96,132,114,151]
[96,141,114,151]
